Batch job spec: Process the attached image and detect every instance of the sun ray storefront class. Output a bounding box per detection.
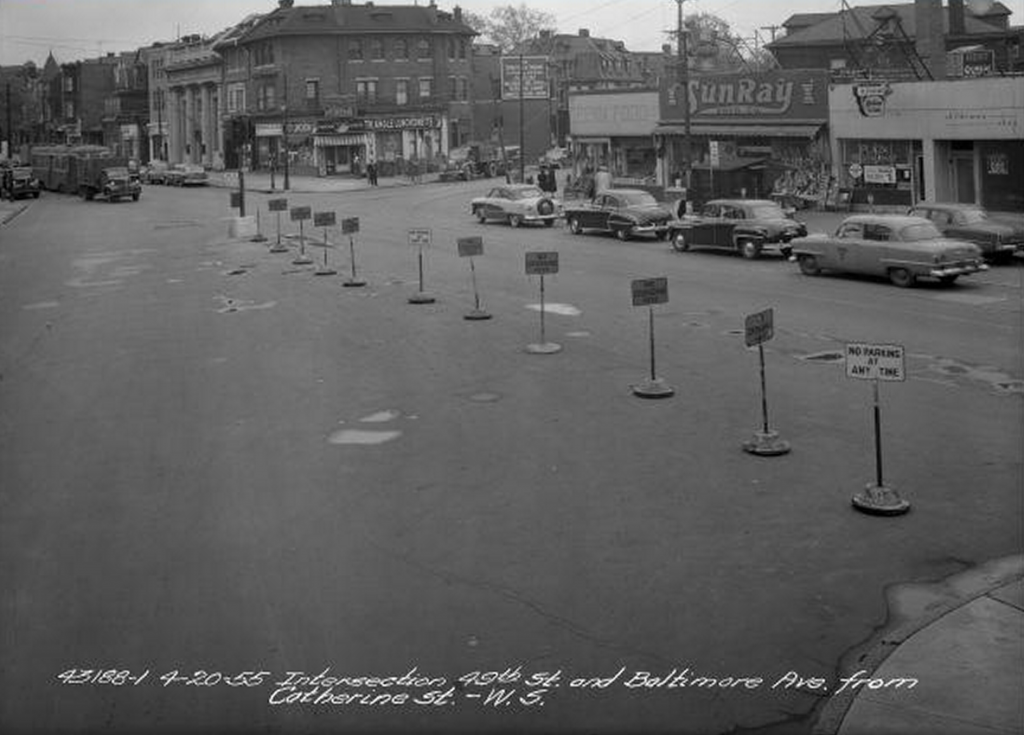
[655,70,832,208]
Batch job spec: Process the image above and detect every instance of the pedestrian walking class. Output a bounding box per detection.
[367,161,378,186]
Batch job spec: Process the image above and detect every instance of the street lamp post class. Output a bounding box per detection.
[677,0,691,197]
[282,72,290,191]
[518,51,525,184]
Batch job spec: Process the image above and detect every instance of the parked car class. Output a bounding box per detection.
[165,163,208,186]
[906,202,1024,261]
[1,165,42,200]
[470,184,560,227]
[791,214,986,287]
[564,189,674,241]
[141,160,171,185]
[667,199,807,259]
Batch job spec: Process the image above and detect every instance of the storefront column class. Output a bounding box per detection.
[201,84,213,166]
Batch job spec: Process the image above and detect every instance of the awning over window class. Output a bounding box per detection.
[654,122,825,139]
[314,134,368,147]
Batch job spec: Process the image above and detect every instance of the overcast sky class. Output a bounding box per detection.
[2,0,1022,66]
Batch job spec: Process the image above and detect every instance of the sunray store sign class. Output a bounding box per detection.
[662,70,829,120]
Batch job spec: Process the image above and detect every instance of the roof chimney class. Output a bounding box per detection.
[279,0,294,7]
[949,0,966,35]
[914,0,946,79]
[578,28,589,37]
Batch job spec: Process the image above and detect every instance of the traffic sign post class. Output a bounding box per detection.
[268,198,288,253]
[341,217,365,287]
[742,308,790,456]
[630,277,673,398]
[407,228,435,304]
[251,206,268,243]
[525,252,561,354]
[313,211,337,276]
[290,206,313,265]
[457,236,490,320]
[845,342,910,515]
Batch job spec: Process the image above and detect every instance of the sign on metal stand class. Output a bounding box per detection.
[407,228,435,304]
[252,204,268,243]
[525,252,561,354]
[741,308,790,456]
[457,236,490,320]
[268,198,288,252]
[313,211,337,276]
[845,342,910,515]
[341,217,365,287]
[290,206,313,265]
[630,277,673,398]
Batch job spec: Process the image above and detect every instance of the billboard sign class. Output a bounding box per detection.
[501,56,549,100]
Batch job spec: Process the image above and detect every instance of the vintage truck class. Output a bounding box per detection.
[78,157,141,202]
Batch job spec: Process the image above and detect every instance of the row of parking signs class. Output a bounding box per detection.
[242,200,913,516]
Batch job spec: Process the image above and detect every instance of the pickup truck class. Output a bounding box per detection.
[79,159,141,202]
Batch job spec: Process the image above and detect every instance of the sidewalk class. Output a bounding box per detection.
[206,169,445,195]
[816,555,1024,735]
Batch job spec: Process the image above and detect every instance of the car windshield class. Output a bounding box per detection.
[900,223,943,241]
[749,204,787,219]
[957,208,989,223]
[619,192,658,206]
[13,168,32,179]
[512,187,543,199]
[105,167,129,177]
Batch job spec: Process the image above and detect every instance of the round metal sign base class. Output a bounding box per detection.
[251,234,268,243]
[742,431,791,456]
[269,243,289,253]
[852,483,911,516]
[631,378,675,399]
[343,279,367,288]
[292,255,314,266]
[314,267,337,276]
[526,342,562,355]
[464,309,492,321]
[409,292,436,304]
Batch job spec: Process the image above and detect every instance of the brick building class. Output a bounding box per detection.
[52,56,117,145]
[102,51,150,161]
[216,0,476,176]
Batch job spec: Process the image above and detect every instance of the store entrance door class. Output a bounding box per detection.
[952,152,976,204]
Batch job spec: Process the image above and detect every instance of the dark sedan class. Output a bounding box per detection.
[668,199,807,259]
[564,189,674,241]
[907,202,1024,261]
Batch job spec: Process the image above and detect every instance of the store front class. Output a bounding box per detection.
[829,77,1024,211]
[568,90,660,183]
[656,70,831,207]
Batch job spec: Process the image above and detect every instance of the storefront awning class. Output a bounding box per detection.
[315,134,368,147]
[654,122,825,139]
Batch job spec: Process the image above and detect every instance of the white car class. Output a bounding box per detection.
[470,184,560,228]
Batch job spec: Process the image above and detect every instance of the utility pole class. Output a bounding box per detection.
[518,50,525,184]
[676,0,691,197]
[282,71,290,191]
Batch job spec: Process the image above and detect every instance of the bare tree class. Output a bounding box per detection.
[483,3,556,52]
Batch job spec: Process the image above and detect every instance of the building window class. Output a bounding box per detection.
[418,77,432,99]
[227,83,245,113]
[459,39,467,59]
[448,76,457,99]
[356,79,377,104]
[257,83,276,111]
[370,39,384,60]
[447,38,456,60]
[64,101,75,118]
[457,77,468,101]
[417,39,431,59]
[830,58,847,70]
[253,43,275,67]
[305,79,320,103]
[394,38,408,60]
[396,79,408,105]
[349,39,363,61]
[64,76,74,92]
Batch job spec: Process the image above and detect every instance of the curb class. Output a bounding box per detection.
[0,202,29,225]
[811,554,1024,735]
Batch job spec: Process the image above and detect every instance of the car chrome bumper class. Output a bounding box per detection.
[929,263,988,277]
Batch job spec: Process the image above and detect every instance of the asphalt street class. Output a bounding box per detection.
[0,181,1021,735]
